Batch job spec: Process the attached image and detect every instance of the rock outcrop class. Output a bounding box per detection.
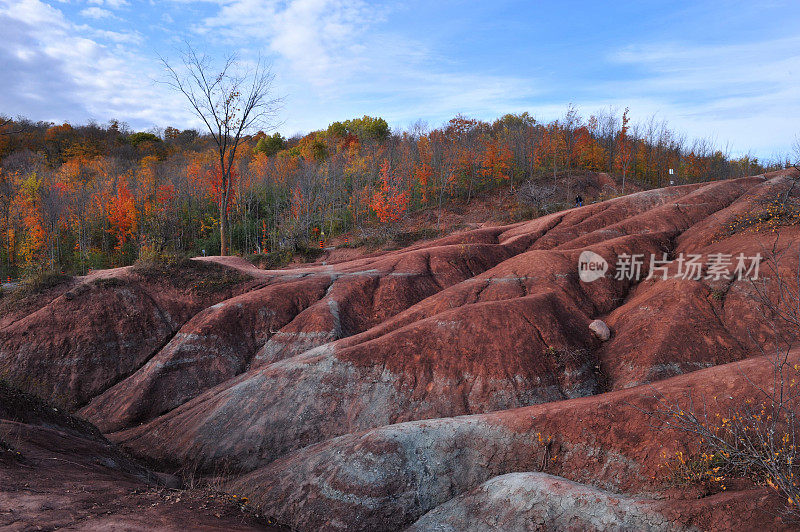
[589,319,611,340]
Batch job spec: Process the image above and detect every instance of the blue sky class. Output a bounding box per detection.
[1,0,798,159]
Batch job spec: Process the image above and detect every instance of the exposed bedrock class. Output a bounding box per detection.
[227,352,796,530]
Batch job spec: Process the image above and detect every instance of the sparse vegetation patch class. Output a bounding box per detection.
[132,255,250,294]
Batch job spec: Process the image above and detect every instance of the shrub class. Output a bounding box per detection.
[247,250,293,270]
[91,276,126,289]
[658,449,728,492]
[18,271,71,297]
[721,195,800,238]
[393,227,442,247]
[294,243,325,263]
[517,181,556,214]
[132,255,250,294]
[644,246,800,520]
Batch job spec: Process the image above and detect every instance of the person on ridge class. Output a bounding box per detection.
[575,195,583,207]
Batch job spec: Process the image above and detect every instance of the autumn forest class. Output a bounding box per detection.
[0,109,791,282]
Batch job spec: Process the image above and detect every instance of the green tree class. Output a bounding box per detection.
[128,132,161,147]
[254,132,286,156]
[327,116,389,142]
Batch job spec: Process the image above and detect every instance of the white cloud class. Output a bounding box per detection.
[197,0,381,87]
[76,25,143,44]
[611,38,800,102]
[603,37,800,157]
[88,0,130,8]
[189,0,540,132]
[0,0,189,128]
[79,6,116,19]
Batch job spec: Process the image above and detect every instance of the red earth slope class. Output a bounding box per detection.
[0,381,281,530]
[1,168,798,530]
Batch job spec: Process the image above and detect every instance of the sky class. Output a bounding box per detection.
[1,0,798,159]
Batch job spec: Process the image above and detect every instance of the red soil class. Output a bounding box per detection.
[1,168,799,530]
[0,382,282,531]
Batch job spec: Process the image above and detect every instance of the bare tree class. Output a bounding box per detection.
[517,181,556,214]
[616,108,634,194]
[0,117,26,137]
[561,103,582,173]
[596,107,620,173]
[160,45,281,255]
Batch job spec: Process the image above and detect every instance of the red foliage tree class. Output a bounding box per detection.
[107,178,137,251]
[371,160,409,223]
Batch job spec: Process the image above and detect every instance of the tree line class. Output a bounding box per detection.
[0,108,791,280]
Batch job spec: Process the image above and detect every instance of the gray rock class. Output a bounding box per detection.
[408,472,684,532]
[589,319,611,341]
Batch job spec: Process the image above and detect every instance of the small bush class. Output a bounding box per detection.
[517,181,556,212]
[394,227,442,247]
[137,246,188,265]
[91,277,126,289]
[506,204,538,222]
[337,229,441,251]
[132,255,250,294]
[711,289,726,301]
[338,234,391,250]
[658,449,729,492]
[20,271,71,295]
[0,271,71,306]
[597,184,622,202]
[720,196,800,238]
[294,244,325,263]
[0,437,22,461]
[247,250,293,270]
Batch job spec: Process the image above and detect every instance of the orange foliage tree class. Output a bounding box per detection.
[371,160,409,224]
[480,138,513,186]
[17,172,48,271]
[107,178,137,251]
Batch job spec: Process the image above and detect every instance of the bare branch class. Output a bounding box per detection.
[158,44,282,255]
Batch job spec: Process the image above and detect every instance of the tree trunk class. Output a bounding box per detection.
[219,200,229,256]
[622,169,626,195]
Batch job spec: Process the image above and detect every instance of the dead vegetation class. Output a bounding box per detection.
[0,270,72,309]
[645,243,800,520]
[132,254,251,294]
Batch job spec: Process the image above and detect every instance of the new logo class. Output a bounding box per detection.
[578,251,608,282]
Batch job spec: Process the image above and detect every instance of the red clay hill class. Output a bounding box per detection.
[1,168,799,530]
[0,379,284,530]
